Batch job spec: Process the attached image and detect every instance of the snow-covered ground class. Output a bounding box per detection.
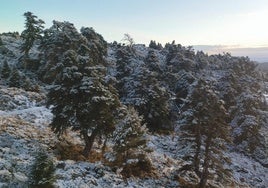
[229,152,268,187]
[0,87,267,187]
[264,94,268,103]
[1,31,268,187]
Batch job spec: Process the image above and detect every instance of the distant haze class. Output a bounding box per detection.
[194,45,268,63]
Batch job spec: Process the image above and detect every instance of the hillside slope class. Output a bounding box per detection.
[0,28,267,187]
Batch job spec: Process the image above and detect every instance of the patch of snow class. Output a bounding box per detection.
[264,94,268,103]
[228,152,268,187]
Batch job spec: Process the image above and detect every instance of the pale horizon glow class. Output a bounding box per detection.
[0,0,268,61]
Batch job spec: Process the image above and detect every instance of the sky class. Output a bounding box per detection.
[1,0,268,61]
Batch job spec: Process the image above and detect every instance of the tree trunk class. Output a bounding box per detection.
[82,129,98,158]
[199,136,211,188]
[194,125,201,176]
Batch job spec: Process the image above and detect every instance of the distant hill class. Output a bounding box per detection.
[257,62,268,71]
[194,45,268,63]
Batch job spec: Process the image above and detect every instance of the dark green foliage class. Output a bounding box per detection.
[175,71,196,105]
[29,149,55,188]
[115,47,134,94]
[0,46,15,57]
[0,37,3,46]
[8,69,33,89]
[232,92,263,153]
[21,11,44,57]
[115,46,172,131]
[149,40,162,50]
[46,27,120,157]
[138,74,172,131]
[146,50,163,73]
[165,42,196,74]
[181,79,231,187]
[213,55,266,161]
[113,106,149,160]
[149,40,157,49]
[1,60,11,79]
[23,58,41,70]
[21,76,38,91]
[48,51,121,157]
[81,27,108,64]
[112,106,153,177]
[38,22,107,84]
[9,69,21,87]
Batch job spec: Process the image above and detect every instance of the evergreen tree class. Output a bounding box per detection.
[21,11,44,57]
[9,69,21,88]
[81,27,108,65]
[48,48,120,158]
[112,106,152,177]
[146,50,163,73]
[214,55,266,161]
[1,60,11,79]
[121,65,172,131]
[29,149,55,188]
[149,40,157,49]
[115,46,172,131]
[231,91,263,153]
[180,79,231,188]
[39,21,89,83]
[149,40,162,50]
[115,46,134,95]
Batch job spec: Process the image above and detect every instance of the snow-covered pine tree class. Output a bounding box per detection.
[9,69,21,88]
[112,106,152,177]
[115,45,135,97]
[216,56,268,162]
[29,149,55,187]
[139,70,172,131]
[21,12,44,57]
[149,40,158,50]
[47,25,122,157]
[146,50,163,74]
[38,21,84,83]
[81,27,108,65]
[180,79,231,188]
[115,46,172,131]
[232,91,263,153]
[48,50,121,157]
[148,40,163,50]
[121,66,172,131]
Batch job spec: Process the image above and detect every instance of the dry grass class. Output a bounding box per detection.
[120,159,157,179]
[53,141,86,161]
[53,139,105,163]
[177,176,199,188]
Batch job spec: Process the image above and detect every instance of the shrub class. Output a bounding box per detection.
[28,149,55,188]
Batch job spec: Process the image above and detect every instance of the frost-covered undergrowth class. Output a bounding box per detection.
[0,86,267,187]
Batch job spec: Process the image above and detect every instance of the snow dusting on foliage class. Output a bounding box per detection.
[0,24,268,187]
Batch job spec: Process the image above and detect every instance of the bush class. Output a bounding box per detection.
[1,60,11,79]
[111,106,154,178]
[28,149,55,188]
[9,69,21,88]
[120,155,154,178]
